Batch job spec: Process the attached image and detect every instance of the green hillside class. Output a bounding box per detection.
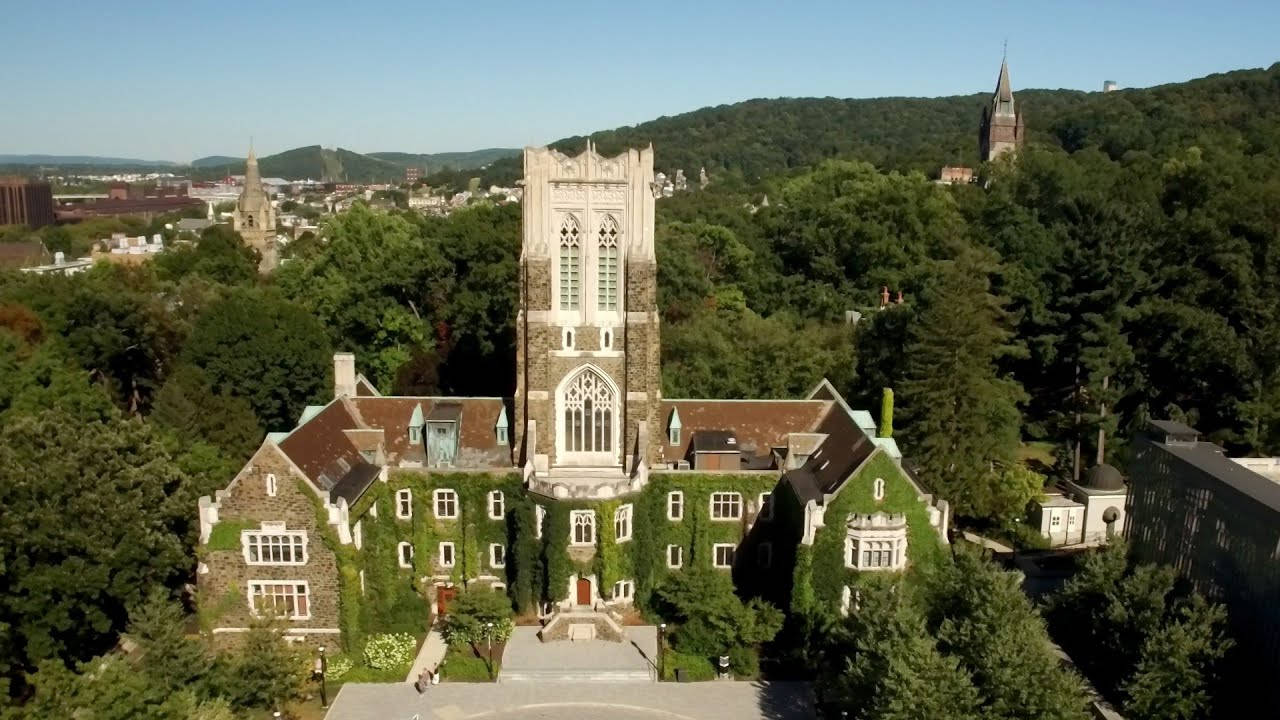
[368,148,518,172]
[466,63,1280,185]
[190,145,403,183]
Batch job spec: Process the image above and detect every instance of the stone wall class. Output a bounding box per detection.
[199,443,341,637]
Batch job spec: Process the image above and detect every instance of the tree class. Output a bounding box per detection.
[154,225,258,286]
[653,569,783,657]
[898,245,1028,521]
[212,619,305,711]
[820,587,981,720]
[437,590,515,649]
[922,546,1089,720]
[180,288,331,431]
[125,590,214,694]
[150,363,263,461]
[0,411,194,689]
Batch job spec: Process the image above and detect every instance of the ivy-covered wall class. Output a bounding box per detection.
[801,451,945,611]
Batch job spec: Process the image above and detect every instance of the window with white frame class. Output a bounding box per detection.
[710,492,743,521]
[396,489,412,519]
[669,425,680,445]
[535,505,546,539]
[398,542,414,568]
[667,544,683,569]
[559,215,581,310]
[243,530,307,565]
[497,425,508,444]
[757,492,773,521]
[488,490,505,520]
[434,489,458,519]
[713,543,736,568]
[439,542,455,567]
[265,473,277,497]
[844,534,907,571]
[1051,514,1061,527]
[873,477,885,501]
[490,543,505,568]
[758,542,773,568]
[612,579,634,601]
[352,520,363,550]
[570,510,595,546]
[614,504,632,542]
[248,581,310,619]
[409,425,422,445]
[667,491,684,521]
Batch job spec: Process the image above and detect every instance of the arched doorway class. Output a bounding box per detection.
[556,365,619,466]
[576,577,592,606]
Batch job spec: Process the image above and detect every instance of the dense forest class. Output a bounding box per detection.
[1,62,1276,715]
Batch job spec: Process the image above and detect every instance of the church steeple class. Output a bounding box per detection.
[979,55,1025,162]
[233,142,278,273]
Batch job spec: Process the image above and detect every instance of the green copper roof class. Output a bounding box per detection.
[495,405,508,428]
[409,403,424,427]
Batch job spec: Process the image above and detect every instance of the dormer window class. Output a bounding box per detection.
[495,406,509,445]
[668,407,682,446]
[409,403,424,446]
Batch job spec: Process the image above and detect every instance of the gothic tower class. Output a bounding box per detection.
[233,146,278,273]
[979,58,1025,162]
[515,144,662,490]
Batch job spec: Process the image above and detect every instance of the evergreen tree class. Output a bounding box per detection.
[898,245,1028,520]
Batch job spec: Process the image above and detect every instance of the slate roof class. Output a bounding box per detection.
[779,382,880,505]
[691,430,739,453]
[1146,428,1280,514]
[660,399,830,464]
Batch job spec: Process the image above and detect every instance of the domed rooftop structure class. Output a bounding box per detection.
[1083,463,1125,491]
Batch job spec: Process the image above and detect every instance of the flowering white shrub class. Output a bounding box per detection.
[325,654,354,680]
[363,633,417,670]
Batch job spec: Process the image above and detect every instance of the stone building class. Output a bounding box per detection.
[232,146,278,273]
[1032,464,1127,547]
[979,58,1025,162]
[196,144,948,653]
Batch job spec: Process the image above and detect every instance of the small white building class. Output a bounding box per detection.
[1033,463,1128,547]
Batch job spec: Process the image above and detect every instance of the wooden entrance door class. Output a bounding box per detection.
[437,586,457,615]
[576,577,592,606]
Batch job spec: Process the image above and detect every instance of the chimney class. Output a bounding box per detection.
[54,251,65,265]
[334,352,356,399]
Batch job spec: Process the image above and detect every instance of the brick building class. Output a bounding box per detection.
[0,177,56,228]
[196,144,948,652]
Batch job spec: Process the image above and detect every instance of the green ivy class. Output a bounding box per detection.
[204,518,253,552]
[807,451,945,609]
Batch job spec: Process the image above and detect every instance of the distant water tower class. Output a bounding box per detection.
[1103,80,1118,93]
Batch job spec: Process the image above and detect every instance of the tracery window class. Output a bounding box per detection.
[571,510,596,546]
[559,215,581,311]
[597,215,619,311]
[562,368,614,453]
[614,504,632,542]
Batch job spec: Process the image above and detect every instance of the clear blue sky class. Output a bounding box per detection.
[3,0,1277,162]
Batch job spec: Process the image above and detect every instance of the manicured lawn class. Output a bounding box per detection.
[440,642,502,682]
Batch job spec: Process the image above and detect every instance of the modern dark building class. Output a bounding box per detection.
[1127,420,1280,711]
[0,177,56,228]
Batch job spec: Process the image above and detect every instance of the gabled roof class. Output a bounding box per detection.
[660,398,830,461]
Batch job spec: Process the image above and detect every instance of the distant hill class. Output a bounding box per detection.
[469,63,1280,185]
[368,148,519,172]
[190,146,404,183]
[0,154,177,167]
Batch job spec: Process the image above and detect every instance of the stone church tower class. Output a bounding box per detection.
[515,143,662,496]
[233,146,278,273]
[979,58,1025,162]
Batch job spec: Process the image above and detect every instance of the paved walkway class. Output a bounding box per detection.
[405,630,447,683]
[325,680,814,720]
[500,626,657,682]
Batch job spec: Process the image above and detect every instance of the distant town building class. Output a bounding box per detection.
[1103,80,1118,93]
[674,169,688,192]
[937,166,975,185]
[0,240,51,270]
[232,146,278,273]
[404,166,422,183]
[0,177,56,228]
[1126,419,1280,711]
[90,233,165,265]
[979,58,1025,162]
[699,166,709,189]
[18,250,94,275]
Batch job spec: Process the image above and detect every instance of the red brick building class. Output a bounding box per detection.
[0,177,56,228]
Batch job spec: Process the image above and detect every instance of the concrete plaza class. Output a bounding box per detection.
[324,680,814,720]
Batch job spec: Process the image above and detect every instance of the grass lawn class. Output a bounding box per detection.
[1017,440,1059,468]
[440,642,501,682]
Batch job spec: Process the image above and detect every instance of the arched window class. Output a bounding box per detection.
[245,214,255,228]
[561,367,615,454]
[597,215,619,311]
[558,215,581,310]
[570,510,595,546]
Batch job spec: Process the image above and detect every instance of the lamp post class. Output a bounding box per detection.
[485,622,495,680]
[315,645,328,708]
[658,623,666,679]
